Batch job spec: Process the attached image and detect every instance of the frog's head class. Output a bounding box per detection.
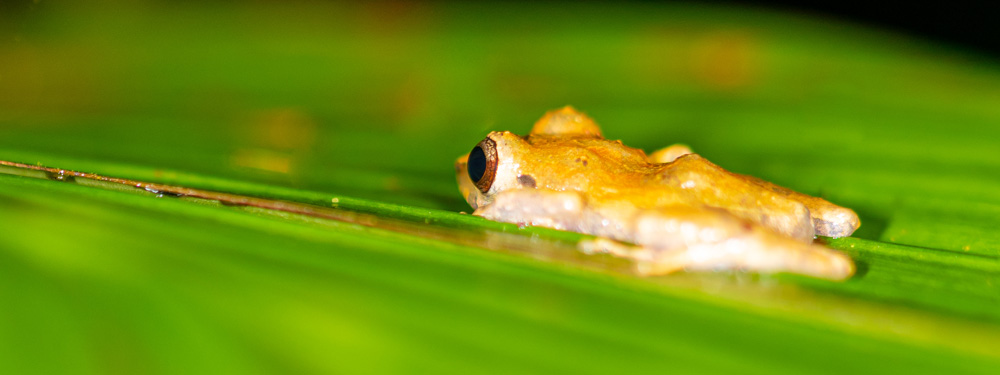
[456,106,610,210]
[455,130,532,210]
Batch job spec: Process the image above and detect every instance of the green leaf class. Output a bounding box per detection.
[1,2,998,374]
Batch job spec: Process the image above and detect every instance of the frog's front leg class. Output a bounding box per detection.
[473,189,589,231]
[584,207,855,280]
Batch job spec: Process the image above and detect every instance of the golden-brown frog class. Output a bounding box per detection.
[455,106,860,280]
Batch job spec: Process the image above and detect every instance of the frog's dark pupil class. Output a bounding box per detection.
[468,145,487,183]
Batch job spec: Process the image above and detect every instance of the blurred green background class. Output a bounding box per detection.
[1,1,999,374]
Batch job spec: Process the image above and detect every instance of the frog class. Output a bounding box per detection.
[455,106,860,280]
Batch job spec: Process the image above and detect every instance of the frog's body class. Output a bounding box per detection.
[455,107,859,280]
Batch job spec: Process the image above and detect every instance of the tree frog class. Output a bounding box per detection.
[455,106,860,280]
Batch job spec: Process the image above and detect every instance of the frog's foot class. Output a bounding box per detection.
[628,207,853,280]
[741,176,861,238]
[579,233,853,280]
[642,236,854,280]
[812,208,860,238]
[579,237,696,275]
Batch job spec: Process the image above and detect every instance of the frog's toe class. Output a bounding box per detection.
[813,207,861,238]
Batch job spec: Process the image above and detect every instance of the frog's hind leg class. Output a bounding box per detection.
[655,154,818,241]
[587,207,854,280]
[656,153,860,239]
[472,189,589,232]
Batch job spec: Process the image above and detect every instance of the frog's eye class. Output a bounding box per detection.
[467,137,498,193]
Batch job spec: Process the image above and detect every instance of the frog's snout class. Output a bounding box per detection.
[455,154,470,178]
[455,155,468,174]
